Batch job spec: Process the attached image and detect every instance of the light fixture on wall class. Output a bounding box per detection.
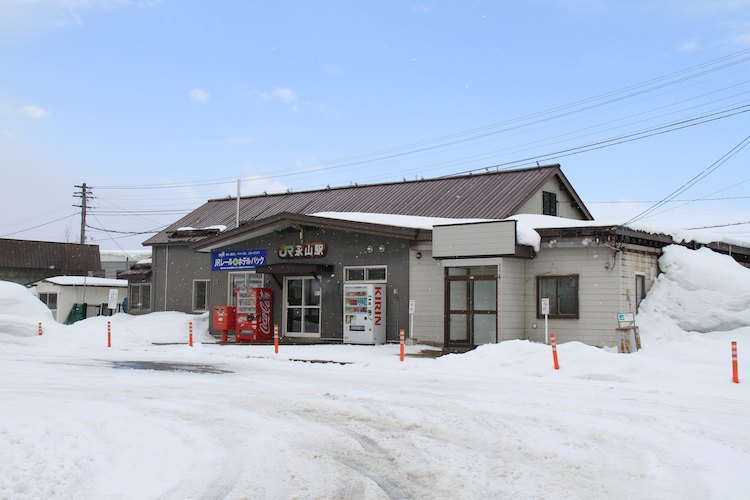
[366,245,373,253]
[378,245,385,253]
[415,251,422,259]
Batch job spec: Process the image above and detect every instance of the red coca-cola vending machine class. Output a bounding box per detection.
[235,287,273,342]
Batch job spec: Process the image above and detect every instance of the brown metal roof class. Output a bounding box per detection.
[0,239,102,273]
[145,164,593,246]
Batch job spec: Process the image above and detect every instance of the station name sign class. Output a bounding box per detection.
[212,249,267,271]
[278,242,327,259]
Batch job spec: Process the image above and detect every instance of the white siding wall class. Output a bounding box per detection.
[524,246,621,346]
[34,282,126,323]
[516,177,585,219]
[499,258,526,341]
[408,250,444,344]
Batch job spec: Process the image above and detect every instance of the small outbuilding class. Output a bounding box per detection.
[33,276,128,323]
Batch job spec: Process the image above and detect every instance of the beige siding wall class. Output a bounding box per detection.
[524,246,621,347]
[499,258,526,341]
[618,249,659,314]
[516,177,585,219]
[408,250,445,344]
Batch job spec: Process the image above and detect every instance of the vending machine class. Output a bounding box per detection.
[235,287,273,342]
[343,283,386,344]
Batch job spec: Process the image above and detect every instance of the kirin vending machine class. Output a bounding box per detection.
[343,283,386,344]
[235,287,273,342]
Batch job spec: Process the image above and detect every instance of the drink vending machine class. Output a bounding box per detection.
[235,287,273,342]
[343,283,386,344]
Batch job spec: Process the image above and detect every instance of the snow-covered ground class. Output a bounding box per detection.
[1,245,749,499]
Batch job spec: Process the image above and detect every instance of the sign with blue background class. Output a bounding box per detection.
[211,249,266,271]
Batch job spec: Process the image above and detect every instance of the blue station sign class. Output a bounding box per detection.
[211,249,267,271]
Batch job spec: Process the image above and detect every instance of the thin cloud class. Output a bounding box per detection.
[189,88,210,102]
[678,39,701,52]
[19,105,50,118]
[184,137,253,146]
[261,87,297,104]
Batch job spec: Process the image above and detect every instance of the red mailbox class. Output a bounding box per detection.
[213,306,236,342]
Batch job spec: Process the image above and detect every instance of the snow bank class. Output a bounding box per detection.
[638,245,750,334]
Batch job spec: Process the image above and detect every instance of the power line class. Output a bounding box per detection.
[0,212,79,238]
[90,48,750,191]
[624,134,750,225]
[687,221,750,229]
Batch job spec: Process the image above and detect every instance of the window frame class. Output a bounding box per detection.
[343,265,388,283]
[536,274,579,319]
[39,292,58,316]
[635,274,646,311]
[192,279,210,312]
[542,191,558,216]
[129,283,151,312]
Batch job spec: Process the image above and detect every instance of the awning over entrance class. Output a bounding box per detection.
[254,263,333,288]
[254,264,333,276]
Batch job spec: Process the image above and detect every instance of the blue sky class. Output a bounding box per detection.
[1,0,749,250]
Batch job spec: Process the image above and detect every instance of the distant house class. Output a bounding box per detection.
[33,276,128,323]
[0,239,102,286]
[100,250,151,279]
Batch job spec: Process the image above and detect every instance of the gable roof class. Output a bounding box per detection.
[0,239,102,272]
[145,164,592,246]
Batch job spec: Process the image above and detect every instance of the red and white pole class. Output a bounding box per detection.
[399,328,405,362]
[550,333,560,370]
[732,341,739,384]
[107,321,111,348]
[274,324,279,354]
[189,321,193,347]
[38,322,43,336]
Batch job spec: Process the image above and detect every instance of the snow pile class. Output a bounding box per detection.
[0,281,54,337]
[0,279,211,346]
[638,245,750,335]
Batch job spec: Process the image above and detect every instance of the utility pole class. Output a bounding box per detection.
[73,183,93,244]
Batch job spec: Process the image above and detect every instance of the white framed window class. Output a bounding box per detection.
[193,279,210,312]
[39,292,58,317]
[129,284,151,311]
[344,265,387,283]
[228,272,264,306]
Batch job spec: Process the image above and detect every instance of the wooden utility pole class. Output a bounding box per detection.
[73,183,93,244]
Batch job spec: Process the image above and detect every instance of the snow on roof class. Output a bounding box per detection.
[309,212,750,253]
[175,225,228,232]
[99,250,152,262]
[44,276,128,287]
[310,212,492,230]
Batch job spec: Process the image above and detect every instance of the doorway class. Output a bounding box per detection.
[445,266,497,346]
[284,276,321,338]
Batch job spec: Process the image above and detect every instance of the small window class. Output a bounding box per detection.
[39,293,58,315]
[129,283,151,311]
[345,266,387,282]
[635,275,646,310]
[537,275,578,318]
[542,191,557,216]
[193,280,209,312]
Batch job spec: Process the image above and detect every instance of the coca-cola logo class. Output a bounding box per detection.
[258,291,271,334]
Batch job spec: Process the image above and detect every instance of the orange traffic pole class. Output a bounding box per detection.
[550,333,560,370]
[38,322,43,336]
[189,321,193,347]
[274,324,279,354]
[107,321,111,348]
[732,341,739,384]
[399,329,405,362]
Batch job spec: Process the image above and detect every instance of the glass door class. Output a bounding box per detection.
[284,277,321,337]
[446,267,497,346]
